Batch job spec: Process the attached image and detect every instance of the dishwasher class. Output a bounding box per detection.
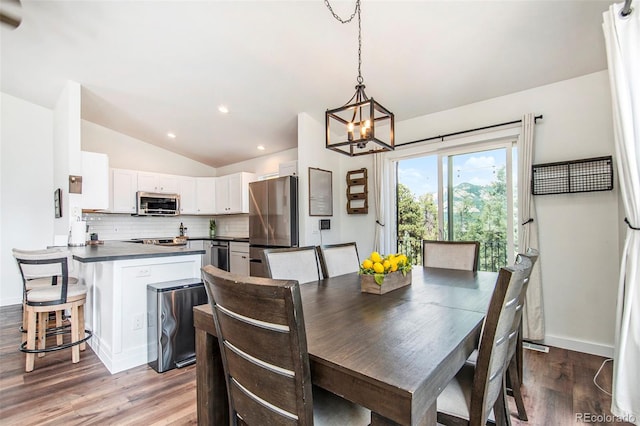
[147,278,208,373]
[208,240,230,271]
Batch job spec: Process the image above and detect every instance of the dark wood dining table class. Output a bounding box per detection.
[193,267,498,425]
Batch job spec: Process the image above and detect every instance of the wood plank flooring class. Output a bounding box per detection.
[0,304,632,425]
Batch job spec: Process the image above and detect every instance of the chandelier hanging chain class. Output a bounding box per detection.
[324,0,363,84]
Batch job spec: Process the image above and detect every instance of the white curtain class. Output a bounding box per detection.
[373,153,384,252]
[603,3,640,423]
[518,113,545,341]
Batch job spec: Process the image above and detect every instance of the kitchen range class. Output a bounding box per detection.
[127,236,249,272]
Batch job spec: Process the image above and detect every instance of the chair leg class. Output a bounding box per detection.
[56,310,64,346]
[78,303,86,351]
[37,312,47,358]
[508,357,528,421]
[71,303,80,363]
[25,309,37,372]
[493,384,508,426]
[21,301,28,344]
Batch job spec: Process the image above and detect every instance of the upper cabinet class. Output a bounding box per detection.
[137,171,179,194]
[215,172,256,214]
[81,151,109,210]
[110,168,138,213]
[196,177,216,215]
[177,176,197,215]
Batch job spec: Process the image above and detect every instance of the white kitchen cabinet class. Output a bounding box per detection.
[110,168,138,213]
[81,151,109,210]
[138,171,179,194]
[177,176,197,214]
[230,242,250,275]
[196,177,216,215]
[215,172,255,214]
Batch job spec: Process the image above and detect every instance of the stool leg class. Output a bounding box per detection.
[37,312,47,358]
[25,309,36,372]
[71,303,80,364]
[56,310,63,346]
[78,303,86,351]
[22,301,28,344]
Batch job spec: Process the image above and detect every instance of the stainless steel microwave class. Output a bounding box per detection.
[136,192,180,216]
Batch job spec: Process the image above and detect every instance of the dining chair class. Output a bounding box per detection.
[13,248,92,372]
[201,265,370,425]
[422,240,480,271]
[316,242,360,278]
[262,246,322,284]
[437,256,533,426]
[506,248,540,421]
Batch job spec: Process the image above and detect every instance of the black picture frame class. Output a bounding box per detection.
[54,188,62,218]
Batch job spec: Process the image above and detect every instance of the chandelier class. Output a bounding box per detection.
[324,0,394,157]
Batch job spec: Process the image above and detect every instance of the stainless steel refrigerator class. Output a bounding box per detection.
[249,176,298,277]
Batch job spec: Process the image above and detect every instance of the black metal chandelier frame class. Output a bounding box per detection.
[324,0,395,157]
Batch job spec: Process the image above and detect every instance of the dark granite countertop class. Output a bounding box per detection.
[187,236,250,243]
[70,241,206,263]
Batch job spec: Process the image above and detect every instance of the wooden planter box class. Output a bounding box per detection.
[360,271,412,295]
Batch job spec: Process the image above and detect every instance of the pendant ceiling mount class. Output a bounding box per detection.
[324,0,395,157]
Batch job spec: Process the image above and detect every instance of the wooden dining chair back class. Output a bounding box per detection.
[316,242,360,278]
[262,246,321,284]
[422,240,480,271]
[12,248,91,372]
[505,248,540,421]
[437,256,532,426]
[201,265,369,425]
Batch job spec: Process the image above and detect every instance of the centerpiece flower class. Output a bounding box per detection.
[359,251,412,286]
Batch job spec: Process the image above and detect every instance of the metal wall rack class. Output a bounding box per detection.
[532,155,613,195]
[346,168,368,214]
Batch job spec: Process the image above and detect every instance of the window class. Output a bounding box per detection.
[395,139,518,271]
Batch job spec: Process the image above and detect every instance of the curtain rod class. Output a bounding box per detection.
[395,114,543,148]
[622,0,633,17]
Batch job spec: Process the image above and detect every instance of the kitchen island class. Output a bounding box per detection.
[71,242,205,374]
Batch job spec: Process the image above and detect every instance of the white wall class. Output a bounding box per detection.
[82,121,217,177]
[216,148,297,178]
[298,71,620,357]
[1,93,54,305]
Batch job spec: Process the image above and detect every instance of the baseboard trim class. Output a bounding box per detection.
[543,334,614,358]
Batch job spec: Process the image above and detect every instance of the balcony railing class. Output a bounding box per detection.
[397,238,507,272]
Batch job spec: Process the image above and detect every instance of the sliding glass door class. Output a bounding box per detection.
[397,141,517,271]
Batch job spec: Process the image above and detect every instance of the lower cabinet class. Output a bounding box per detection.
[229,242,250,275]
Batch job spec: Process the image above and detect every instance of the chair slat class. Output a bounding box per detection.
[230,379,300,426]
[216,308,296,371]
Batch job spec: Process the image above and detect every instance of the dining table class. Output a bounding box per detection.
[193,266,498,425]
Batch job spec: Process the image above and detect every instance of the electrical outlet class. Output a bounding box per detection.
[133,313,144,330]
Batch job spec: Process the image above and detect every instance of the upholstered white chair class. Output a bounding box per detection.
[316,242,360,278]
[13,248,91,372]
[437,256,533,426]
[262,246,322,284]
[422,240,480,271]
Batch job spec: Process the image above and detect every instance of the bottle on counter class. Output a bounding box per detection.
[179,222,184,236]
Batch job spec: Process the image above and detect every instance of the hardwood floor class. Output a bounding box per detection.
[0,304,632,426]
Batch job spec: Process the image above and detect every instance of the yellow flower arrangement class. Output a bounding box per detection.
[359,251,412,285]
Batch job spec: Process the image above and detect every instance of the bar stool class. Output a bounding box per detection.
[13,248,92,372]
[14,248,79,344]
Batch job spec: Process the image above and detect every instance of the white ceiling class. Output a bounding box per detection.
[0,0,615,168]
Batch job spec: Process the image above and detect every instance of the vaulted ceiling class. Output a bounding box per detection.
[0,0,615,167]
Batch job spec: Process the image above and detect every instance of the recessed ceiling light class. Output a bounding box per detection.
[218,105,229,114]
[167,132,176,139]
[257,145,265,151]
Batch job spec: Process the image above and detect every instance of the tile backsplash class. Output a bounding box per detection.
[84,213,249,241]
